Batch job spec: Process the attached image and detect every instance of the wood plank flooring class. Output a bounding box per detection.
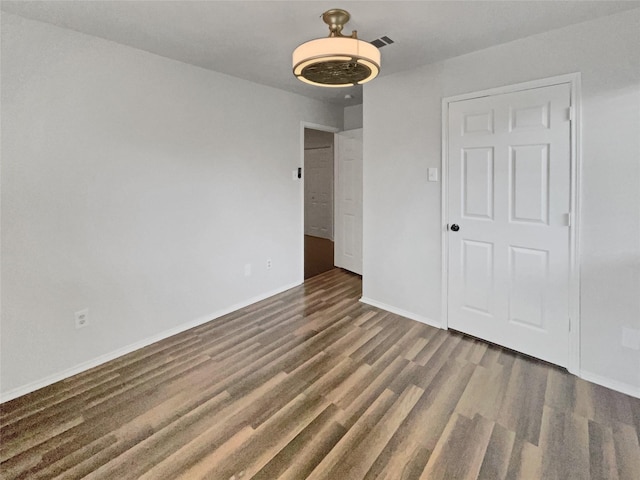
[1,268,639,479]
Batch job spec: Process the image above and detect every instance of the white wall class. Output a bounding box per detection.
[0,13,343,398]
[344,104,363,130]
[363,9,640,393]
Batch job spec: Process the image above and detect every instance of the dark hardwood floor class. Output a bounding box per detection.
[304,235,334,280]
[1,269,639,479]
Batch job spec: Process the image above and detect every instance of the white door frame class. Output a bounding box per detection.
[440,73,582,374]
[299,122,339,283]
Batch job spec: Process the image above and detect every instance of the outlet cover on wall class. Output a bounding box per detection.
[75,309,89,329]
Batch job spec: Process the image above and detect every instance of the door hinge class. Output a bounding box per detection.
[297,167,302,179]
[566,212,572,227]
[568,106,574,121]
[569,317,571,332]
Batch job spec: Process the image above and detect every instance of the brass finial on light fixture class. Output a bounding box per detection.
[323,9,353,37]
[292,9,381,88]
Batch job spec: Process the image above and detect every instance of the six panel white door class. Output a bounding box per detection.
[447,84,572,367]
[304,146,333,240]
[334,129,363,275]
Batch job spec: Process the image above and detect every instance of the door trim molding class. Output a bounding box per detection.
[440,73,582,374]
[299,122,340,283]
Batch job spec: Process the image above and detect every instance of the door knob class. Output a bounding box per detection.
[450,224,460,232]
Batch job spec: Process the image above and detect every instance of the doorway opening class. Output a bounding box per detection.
[304,128,335,279]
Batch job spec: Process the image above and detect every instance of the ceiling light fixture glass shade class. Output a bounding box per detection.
[293,9,380,87]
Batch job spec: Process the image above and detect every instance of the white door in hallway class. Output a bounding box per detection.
[447,83,572,367]
[334,129,363,275]
[304,146,333,240]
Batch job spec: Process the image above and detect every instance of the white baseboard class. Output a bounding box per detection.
[11,286,636,402]
[359,296,443,330]
[579,369,640,399]
[0,281,301,403]
[359,300,640,399]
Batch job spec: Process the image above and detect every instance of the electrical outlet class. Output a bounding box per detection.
[266,258,272,270]
[75,309,89,329]
[244,263,252,277]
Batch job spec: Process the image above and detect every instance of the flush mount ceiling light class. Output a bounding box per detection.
[292,9,381,88]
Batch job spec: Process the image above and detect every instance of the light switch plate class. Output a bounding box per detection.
[428,168,438,182]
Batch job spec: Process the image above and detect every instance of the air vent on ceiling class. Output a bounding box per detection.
[370,36,394,48]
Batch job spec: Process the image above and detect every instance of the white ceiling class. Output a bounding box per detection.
[2,1,639,107]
